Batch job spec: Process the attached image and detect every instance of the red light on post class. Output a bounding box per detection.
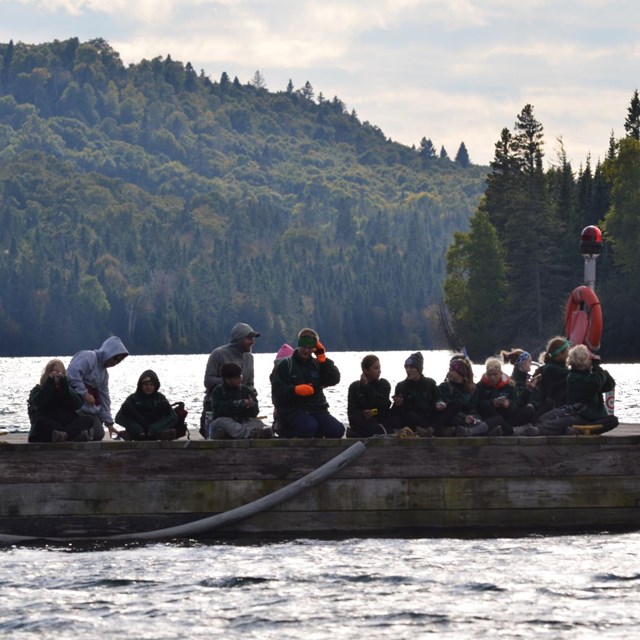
[580,225,603,256]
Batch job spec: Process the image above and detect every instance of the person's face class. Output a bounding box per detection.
[447,368,464,384]
[241,336,255,353]
[225,375,243,388]
[105,354,126,368]
[297,345,314,361]
[364,360,381,381]
[519,357,532,373]
[485,368,502,385]
[556,348,569,364]
[405,365,421,381]
[140,378,156,395]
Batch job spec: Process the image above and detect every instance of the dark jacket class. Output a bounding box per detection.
[115,370,177,438]
[347,378,391,422]
[28,376,84,437]
[438,379,478,420]
[567,363,615,421]
[393,375,439,421]
[475,373,518,419]
[211,382,259,421]
[532,360,568,407]
[511,367,533,407]
[271,351,340,424]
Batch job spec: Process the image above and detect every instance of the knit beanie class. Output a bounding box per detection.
[404,352,424,373]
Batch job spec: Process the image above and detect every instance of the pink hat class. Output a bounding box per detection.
[275,343,294,360]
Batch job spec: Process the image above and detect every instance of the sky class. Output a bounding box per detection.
[1,0,639,166]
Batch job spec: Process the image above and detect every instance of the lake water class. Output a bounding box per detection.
[1,350,640,639]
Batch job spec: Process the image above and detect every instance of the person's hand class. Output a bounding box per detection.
[436,401,446,411]
[465,414,476,424]
[294,384,315,396]
[360,373,368,384]
[106,422,117,436]
[392,394,404,407]
[84,392,96,406]
[314,341,327,363]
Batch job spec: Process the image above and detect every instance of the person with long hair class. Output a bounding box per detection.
[347,354,392,436]
[28,359,94,442]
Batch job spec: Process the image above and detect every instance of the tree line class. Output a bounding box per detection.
[0,38,486,355]
[444,96,640,361]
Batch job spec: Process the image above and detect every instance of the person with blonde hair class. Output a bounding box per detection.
[28,359,94,442]
[528,344,618,436]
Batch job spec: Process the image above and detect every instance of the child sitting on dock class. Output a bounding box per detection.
[347,354,392,437]
[530,345,618,436]
[115,370,179,440]
[28,359,94,443]
[209,362,272,439]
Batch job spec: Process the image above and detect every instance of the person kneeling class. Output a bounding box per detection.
[209,363,271,439]
[115,370,179,440]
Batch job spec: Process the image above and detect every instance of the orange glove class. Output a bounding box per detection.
[314,341,327,363]
[295,384,315,396]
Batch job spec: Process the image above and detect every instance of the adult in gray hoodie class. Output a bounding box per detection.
[201,322,260,433]
[67,335,129,440]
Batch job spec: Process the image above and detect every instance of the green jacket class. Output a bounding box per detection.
[28,376,84,437]
[115,391,177,438]
[211,382,259,421]
[271,351,340,424]
[532,361,568,407]
[567,363,615,421]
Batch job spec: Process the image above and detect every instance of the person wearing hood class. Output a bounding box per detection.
[115,370,179,440]
[201,322,260,435]
[67,335,129,440]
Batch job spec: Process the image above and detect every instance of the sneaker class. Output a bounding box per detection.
[455,426,471,437]
[487,425,503,437]
[251,426,273,439]
[416,426,434,438]
[396,426,418,438]
[74,430,90,442]
[158,429,177,441]
[51,430,68,442]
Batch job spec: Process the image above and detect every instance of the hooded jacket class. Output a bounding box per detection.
[115,369,177,438]
[203,323,257,397]
[67,336,129,424]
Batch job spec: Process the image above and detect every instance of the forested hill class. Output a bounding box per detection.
[0,37,488,356]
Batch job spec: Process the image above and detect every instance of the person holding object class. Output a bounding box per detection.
[28,359,94,442]
[208,362,271,439]
[67,335,129,440]
[347,354,392,436]
[271,328,344,438]
[115,370,179,440]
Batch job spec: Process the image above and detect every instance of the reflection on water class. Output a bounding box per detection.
[1,351,639,433]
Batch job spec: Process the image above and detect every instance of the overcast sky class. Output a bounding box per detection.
[1,0,639,166]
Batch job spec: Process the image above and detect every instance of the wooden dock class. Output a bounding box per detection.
[1,425,639,542]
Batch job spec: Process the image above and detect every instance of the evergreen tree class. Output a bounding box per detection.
[624,89,640,140]
[454,141,470,167]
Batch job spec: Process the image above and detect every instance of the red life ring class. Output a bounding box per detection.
[563,285,603,351]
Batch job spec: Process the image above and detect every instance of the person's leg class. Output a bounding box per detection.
[313,412,345,438]
[65,415,94,441]
[28,417,62,442]
[211,417,253,439]
[348,413,386,436]
[82,414,105,441]
[286,412,321,438]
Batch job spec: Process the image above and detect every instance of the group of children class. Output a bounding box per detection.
[27,332,618,443]
[346,336,618,438]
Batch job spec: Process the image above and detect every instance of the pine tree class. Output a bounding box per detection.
[624,89,640,140]
[454,142,470,167]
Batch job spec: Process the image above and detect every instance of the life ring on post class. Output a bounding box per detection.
[563,285,603,351]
